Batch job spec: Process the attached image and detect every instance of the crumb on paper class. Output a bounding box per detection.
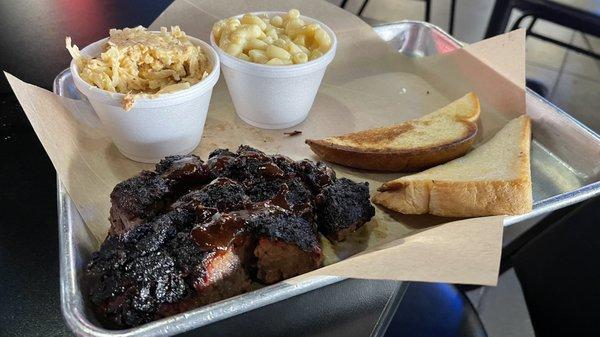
[284,130,302,136]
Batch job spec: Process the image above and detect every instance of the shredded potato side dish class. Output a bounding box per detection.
[66,26,212,110]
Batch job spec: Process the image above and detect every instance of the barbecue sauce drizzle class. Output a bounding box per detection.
[190,186,294,251]
[190,150,316,254]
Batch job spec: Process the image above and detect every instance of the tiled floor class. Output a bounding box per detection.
[332,0,600,133]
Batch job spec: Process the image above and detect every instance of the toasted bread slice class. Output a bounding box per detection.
[306,93,480,172]
[373,115,532,217]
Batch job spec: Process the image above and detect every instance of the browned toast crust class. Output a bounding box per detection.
[306,93,480,172]
[306,128,477,171]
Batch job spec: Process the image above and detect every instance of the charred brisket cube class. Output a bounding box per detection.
[235,146,285,181]
[87,218,189,327]
[280,179,315,220]
[244,178,314,220]
[95,251,188,328]
[293,159,336,194]
[248,206,323,284]
[243,176,283,203]
[207,146,277,181]
[171,177,250,212]
[109,171,173,235]
[206,149,238,178]
[270,154,298,178]
[208,148,236,158]
[167,231,252,307]
[315,178,376,242]
[125,211,187,247]
[88,249,190,328]
[89,210,251,328]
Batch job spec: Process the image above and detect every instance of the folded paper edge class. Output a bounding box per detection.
[287,215,505,286]
[463,29,526,89]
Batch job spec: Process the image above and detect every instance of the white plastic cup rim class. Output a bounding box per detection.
[209,11,337,77]
[70,35,221,107]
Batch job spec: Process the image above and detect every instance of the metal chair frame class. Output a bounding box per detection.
[486,0,600,60]
[340,0,457,35]
[510,12,600,60]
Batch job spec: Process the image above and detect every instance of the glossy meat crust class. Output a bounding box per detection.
[155,154,210,183]
[92,146,375,328]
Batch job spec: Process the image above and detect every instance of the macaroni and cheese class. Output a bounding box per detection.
[212,9,332,65]
[66,26,212,110]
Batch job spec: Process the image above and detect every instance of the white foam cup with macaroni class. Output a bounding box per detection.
[210,11,337,129]
[69,35,220,163]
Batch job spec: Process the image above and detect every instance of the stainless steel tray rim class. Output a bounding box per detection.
[526,88,600,142]
[504,180,600,226]
[374,19,463,46]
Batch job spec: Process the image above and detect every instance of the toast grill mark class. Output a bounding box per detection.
[337,124,414,145]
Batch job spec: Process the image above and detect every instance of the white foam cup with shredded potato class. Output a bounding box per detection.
[210,11,337,129]
[67,27,220,163]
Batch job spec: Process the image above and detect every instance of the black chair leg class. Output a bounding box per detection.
[510,15,551,97]
[510,13,600,59]
[510,12,534,31]
[449,0,456,35]
[348,0,446,29]
[357,0,369,17]
[527,17,538,35]
[485,0,513,37]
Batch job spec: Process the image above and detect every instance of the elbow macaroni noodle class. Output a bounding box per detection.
[212,9,332,65]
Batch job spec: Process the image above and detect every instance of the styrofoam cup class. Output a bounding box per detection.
[210,12,337,129]
[70,36,220,163]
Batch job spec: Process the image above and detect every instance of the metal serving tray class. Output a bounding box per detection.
[56,21,600,336]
